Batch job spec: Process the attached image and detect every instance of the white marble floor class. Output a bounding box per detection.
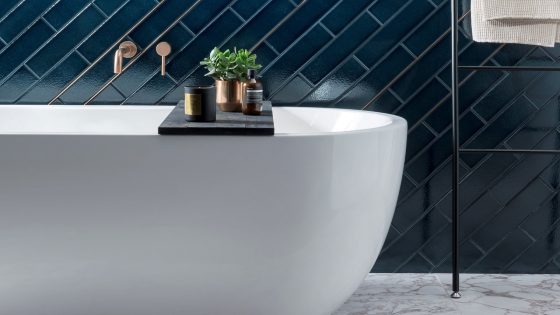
[335,274,560,315]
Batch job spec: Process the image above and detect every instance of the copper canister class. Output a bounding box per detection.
[215,80,242,112]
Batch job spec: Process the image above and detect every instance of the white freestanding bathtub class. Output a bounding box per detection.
[0,105,407,315]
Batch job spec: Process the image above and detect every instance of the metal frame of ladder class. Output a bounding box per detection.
[450,0,560,299]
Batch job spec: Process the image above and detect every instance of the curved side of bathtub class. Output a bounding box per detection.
[0,108,407,315]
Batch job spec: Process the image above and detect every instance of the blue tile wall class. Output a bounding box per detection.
[2,0,560,273]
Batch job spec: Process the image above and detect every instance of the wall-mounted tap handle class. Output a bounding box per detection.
[156,42,171,76]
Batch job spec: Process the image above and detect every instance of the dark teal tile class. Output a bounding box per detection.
[113,24,193,96]
[0,0,21,18]
[168,10,244,80]
[466,96,536,151]
[94,0,127,15]
[0,67,37,103]
[393,36,450,101]
[301,14,379,84]
[122,74,176,105]
[338,47,415,109]
[270,75,312,105]
[181,0,231,34]
[44,0,91,30]
[58,54,114,103]
[28,7,104,76]
[406,124,436,161]
[19,53,88,103]
[0,21,53,79]
[233,0,272,20]
[224,0,294,50]
[369,0,409,23]
[302,58,367,106]
[322,0,371,35]
[403,2,449,56]
[263,25,332,93]
[356,0,433,67]
[128,0,197,48]
[78,1,154,61]
[266,0,338,52]
[0,1,51,42]
[397,79,448,127]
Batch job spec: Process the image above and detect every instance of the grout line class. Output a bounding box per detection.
[249,0,309,52]
[352,55,369,70]
[319,22,335,37]
[85,0,205,105]
[178,21,196,37]
[266,0,388,102]
[47,0,168,105]
[256,0,347,86]
[0,0,25,25]
[117,0,250,105]
[90,3,109,18]
[228,6,245,22]
[13,0,132,104]
[0,1,97,89]
[263,40,280,55]
[41,17,57,32]
[298,0,446,108]
[265,0,378,100]
[362,10,473,112]
[0,0,63,55]
[22,64,40,80]
[148,0,308,105]
[400,42,417,58]
[365,10,383,26]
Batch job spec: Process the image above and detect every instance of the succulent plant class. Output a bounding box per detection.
[200,47,262,81]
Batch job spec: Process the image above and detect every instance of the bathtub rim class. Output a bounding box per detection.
[0,105,407,137]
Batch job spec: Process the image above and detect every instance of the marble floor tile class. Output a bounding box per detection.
[440,274,560,315]
[336,273,560,315]
[334,274,459,315]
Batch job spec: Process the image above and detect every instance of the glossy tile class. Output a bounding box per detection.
[1,0,560,274]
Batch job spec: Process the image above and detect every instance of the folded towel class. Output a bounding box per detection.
[471,0,560,47]
[483,0,560,21]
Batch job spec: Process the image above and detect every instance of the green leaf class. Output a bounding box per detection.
[200,47,262,81]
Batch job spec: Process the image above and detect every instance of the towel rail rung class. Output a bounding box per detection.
[459,66,560,71]
[460,149,560,154]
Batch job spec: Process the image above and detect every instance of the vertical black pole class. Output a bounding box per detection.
[450,0,461,299]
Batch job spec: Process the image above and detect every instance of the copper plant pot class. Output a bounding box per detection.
[215,80,242,112]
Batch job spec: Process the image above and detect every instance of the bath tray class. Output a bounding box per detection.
[158,101,274,136]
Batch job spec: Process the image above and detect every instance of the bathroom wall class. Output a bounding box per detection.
[2,0,560,273]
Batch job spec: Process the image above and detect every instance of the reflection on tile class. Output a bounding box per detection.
[336,273,560,315]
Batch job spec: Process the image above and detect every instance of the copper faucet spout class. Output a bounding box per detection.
[113,41,137,75]
[114,48,124,74]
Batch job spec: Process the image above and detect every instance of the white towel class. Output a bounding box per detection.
[472,0,560,47]
[483,0,560,21]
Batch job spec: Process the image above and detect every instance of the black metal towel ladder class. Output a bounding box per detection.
[450,0,560,298]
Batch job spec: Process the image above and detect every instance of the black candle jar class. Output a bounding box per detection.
[184,86,216,122]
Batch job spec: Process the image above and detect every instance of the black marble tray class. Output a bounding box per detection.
[158,101,274,136]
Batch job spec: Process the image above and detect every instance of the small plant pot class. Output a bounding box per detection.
[215,80,242,112]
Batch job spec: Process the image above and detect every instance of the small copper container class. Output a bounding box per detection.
[215,80,242,112]
[184,86,216,122]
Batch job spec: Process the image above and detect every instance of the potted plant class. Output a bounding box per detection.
[200,47,261,112]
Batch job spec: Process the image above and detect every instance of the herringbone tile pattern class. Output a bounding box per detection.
[1,0,560,273]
